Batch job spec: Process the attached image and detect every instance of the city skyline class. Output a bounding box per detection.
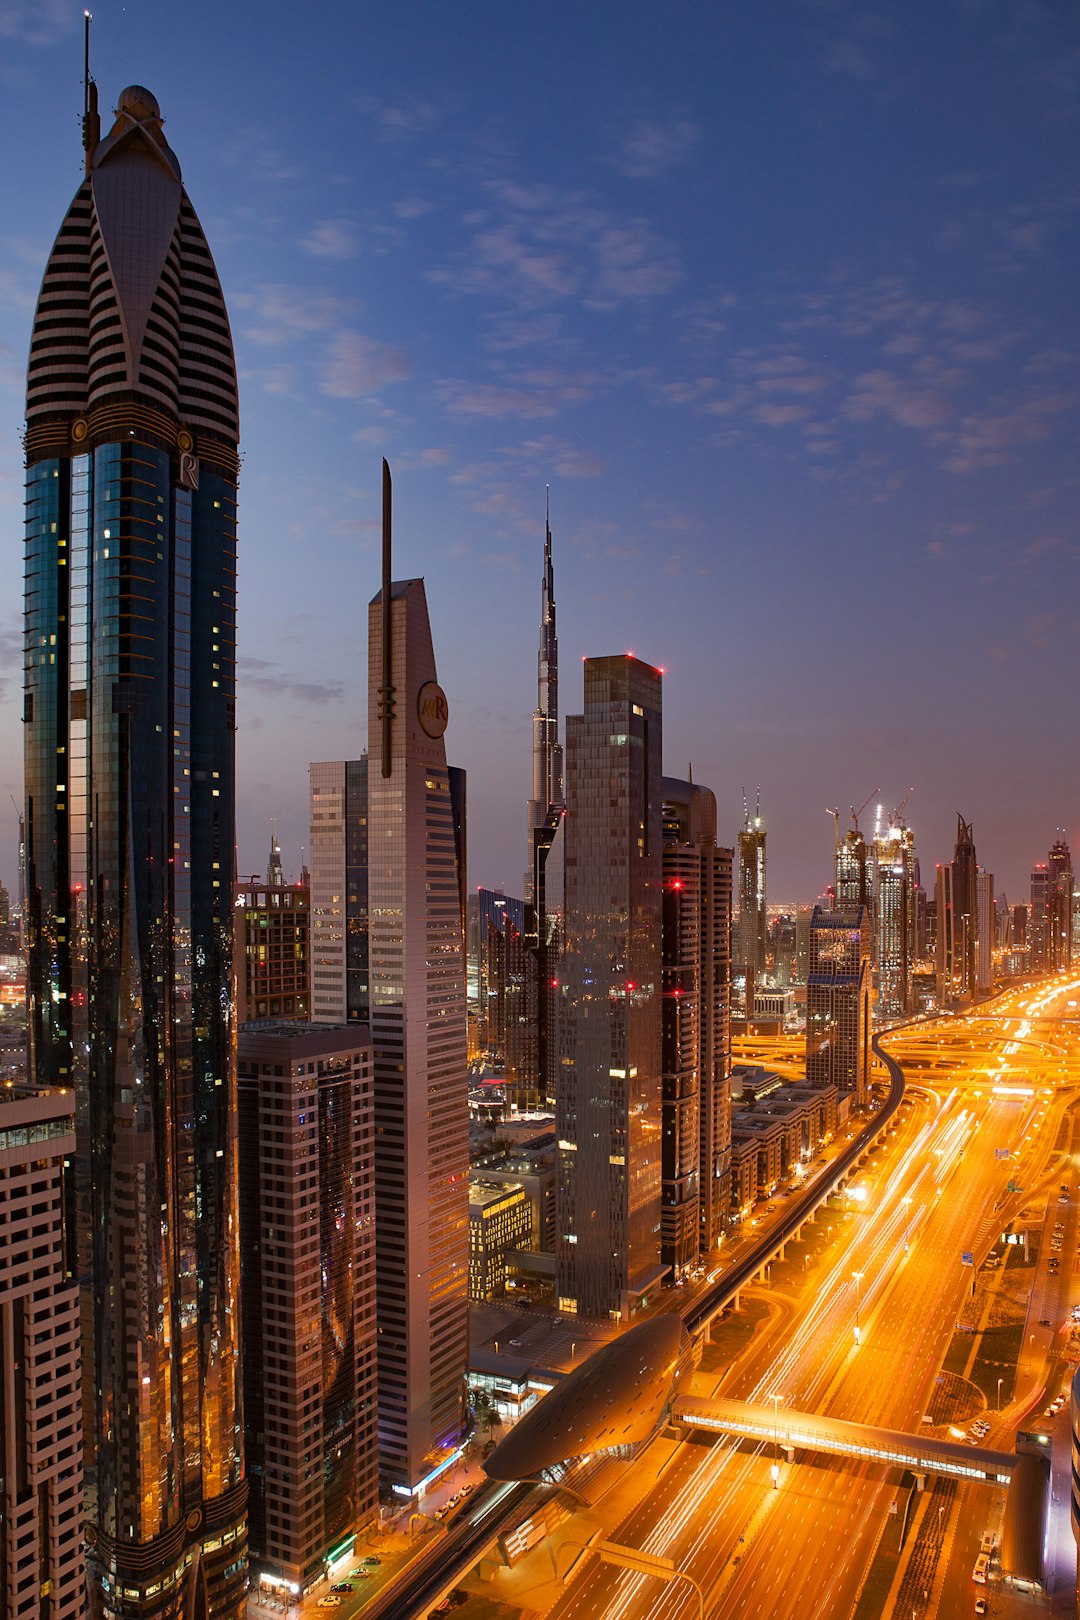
[1,3,1077,904]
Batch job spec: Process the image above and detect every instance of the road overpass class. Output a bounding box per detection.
[672,1393,1014,1486]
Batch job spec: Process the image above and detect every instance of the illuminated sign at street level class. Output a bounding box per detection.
[417,680,449,738]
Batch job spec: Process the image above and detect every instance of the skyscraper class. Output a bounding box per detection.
[806,907,872,1102]
[937,815,978,1002]
[976,868,995,994]
[735,793,766,978]
[24,84,246,1617]
[366,467,468,1493]
[557,656,666,1320]
[237,1023,377,1595]
[1048,838,1073,970]
[525,498,563,891]
[510,511,565,1113]
[873,819,916,1018]
[661,777,732,1279]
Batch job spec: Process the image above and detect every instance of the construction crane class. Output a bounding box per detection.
[849,788,879,834]
[889,788,915,828]
[826,806,840,843]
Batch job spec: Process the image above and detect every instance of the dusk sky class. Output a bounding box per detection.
[1,0,1077,904]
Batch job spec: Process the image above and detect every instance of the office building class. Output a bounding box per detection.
[557,656,666,1320]
[367,478,469,1492]
[1049,839,1073,970]
[735,793,767,978]
[238,1023,377,1596]
[24,83,246,1616]
[468,1180,533,1301]
[937,816,978,1002]
[806,906,872,1103]
[660,776,732,1280]
[234,838,310,1024]
[835,824,873,912]
[0,1088,84,1620]
[309,758,369,1025]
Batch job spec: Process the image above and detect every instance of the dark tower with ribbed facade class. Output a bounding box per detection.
[24,84,246,1619]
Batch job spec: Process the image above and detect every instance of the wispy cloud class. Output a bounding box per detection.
[429,179,682,312]
[0,0,79,46]
[235,283,358,346]
[240,657,345,706]
[302,219,358,260]
[610,118,700,179]
[321,331,411,397]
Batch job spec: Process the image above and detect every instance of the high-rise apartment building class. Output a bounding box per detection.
[557,656,666,1320]
[806,906,872,1103]
[660,777,732,1280]
[0,1088,84,1620]
[309,759,370,1025]
[735,795,767,978]
[24,84,246,1617]
[237,1024,377,1596]
[367,480,468,1493]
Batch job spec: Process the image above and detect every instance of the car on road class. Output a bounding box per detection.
[975,1599,988,1614]
[330,1584,353,1593]
[317,1600,343,1610]
[362,1557,381,1566]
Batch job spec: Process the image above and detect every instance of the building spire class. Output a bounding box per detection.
[82,12,100,174]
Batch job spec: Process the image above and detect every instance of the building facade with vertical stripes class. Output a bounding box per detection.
[23,85,245,1619]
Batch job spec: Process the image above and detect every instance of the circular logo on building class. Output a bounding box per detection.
[417,681,449,738]
[177,428,194,453]
[71,418,88,444]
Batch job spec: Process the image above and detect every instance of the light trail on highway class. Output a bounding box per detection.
[554,977,1080,1620]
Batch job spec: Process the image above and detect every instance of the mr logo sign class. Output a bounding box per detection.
[417,681,449,739]
[179,450,200,491]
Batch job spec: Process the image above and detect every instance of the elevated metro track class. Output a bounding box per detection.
[683,1026,908,1338]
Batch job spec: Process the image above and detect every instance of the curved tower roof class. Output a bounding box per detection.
[26,85,238,462]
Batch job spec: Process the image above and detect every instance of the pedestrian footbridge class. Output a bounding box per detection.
[672,1394,1015,1486]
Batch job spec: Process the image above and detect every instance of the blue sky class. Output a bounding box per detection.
[1,0,1077,902]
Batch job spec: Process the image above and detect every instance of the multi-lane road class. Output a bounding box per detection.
[542,976,1080,1620]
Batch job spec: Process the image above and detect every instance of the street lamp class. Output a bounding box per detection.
[852,1271,863,1345]
[997,1376,1003,1411]
[770,1393,781,1487]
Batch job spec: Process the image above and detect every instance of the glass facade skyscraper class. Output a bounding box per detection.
[23,87,245,1618]
[557,656,666,1321]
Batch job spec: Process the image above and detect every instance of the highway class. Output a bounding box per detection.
[541,976,1080,1620]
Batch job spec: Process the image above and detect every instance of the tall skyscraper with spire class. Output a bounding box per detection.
[23,78,246,1618]
[525,497,563,876]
